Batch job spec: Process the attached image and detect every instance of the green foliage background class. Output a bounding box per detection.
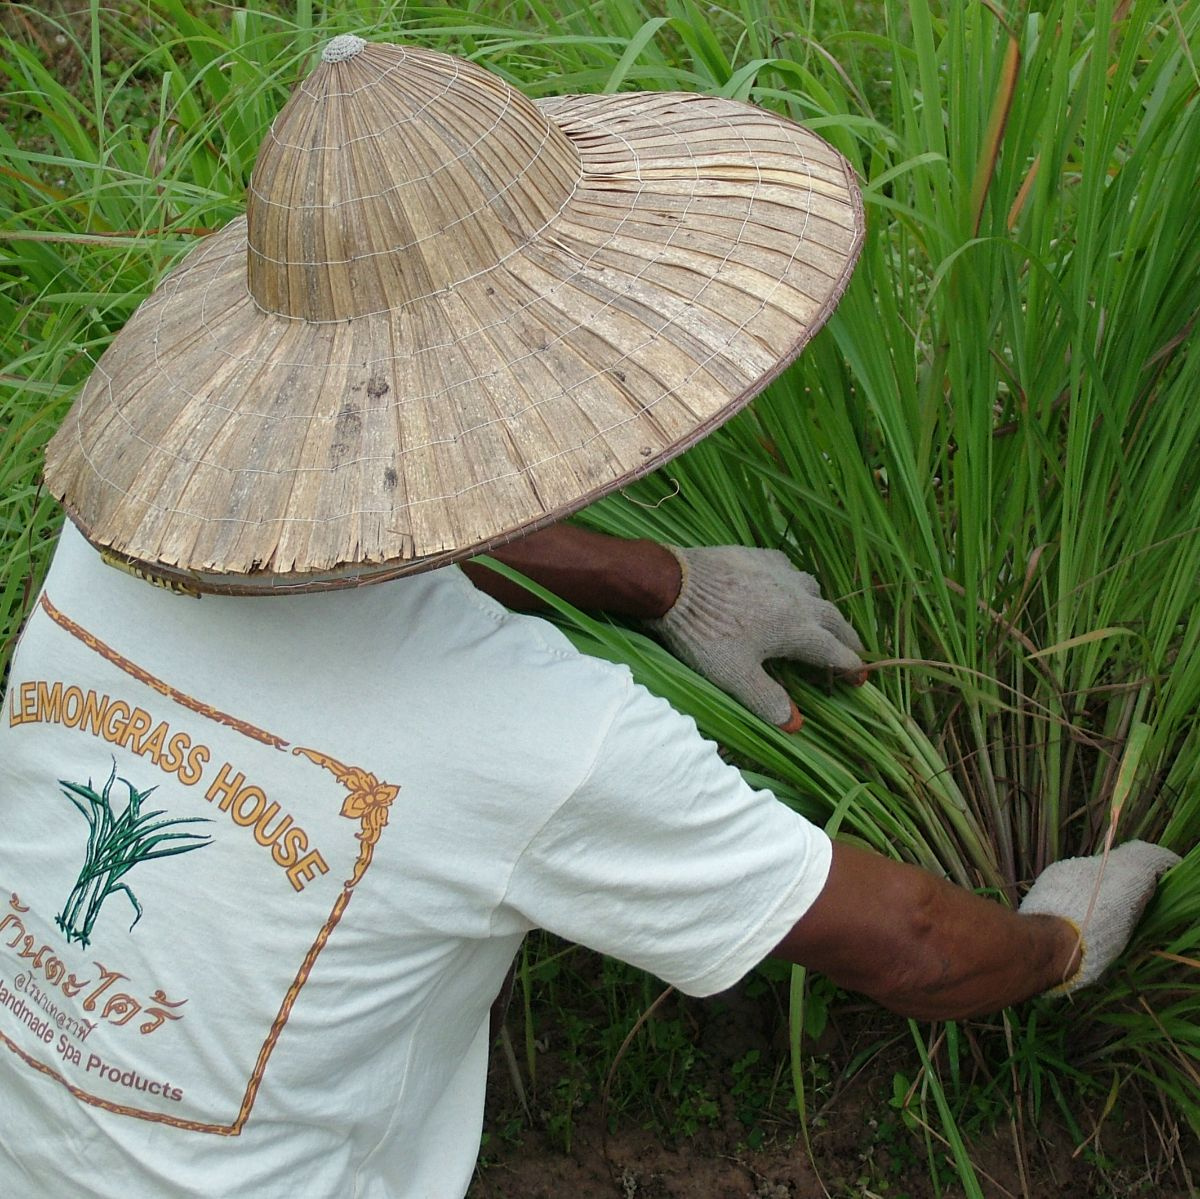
[2,0,1198,1190]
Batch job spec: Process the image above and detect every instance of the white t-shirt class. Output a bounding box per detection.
[0,523,831,1199]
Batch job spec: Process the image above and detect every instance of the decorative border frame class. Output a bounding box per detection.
[0,593,399,1134]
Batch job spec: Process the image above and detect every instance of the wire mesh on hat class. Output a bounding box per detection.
[45,36,864,594]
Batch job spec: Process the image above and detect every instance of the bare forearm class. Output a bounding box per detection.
[772,843,1081,1020]
[463,524,681,618]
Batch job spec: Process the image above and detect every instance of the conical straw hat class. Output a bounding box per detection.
[45,36,864,595]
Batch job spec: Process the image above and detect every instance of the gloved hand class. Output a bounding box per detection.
[1019,840,1181,994]
[645,545,866,732]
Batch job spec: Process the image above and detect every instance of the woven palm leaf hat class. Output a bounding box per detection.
[45,35,864,595]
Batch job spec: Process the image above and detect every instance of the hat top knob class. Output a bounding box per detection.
[321,34,365,63]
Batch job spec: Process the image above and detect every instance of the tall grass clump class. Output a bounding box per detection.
[575,0,1200,1174]
[2,0,1197,1189]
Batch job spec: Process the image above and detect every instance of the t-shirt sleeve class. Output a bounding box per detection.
[497,680,832,997]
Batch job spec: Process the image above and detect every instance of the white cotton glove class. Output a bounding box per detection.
[1018,840,1181,994]
[645,545,866,730]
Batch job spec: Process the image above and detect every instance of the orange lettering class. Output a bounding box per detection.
[230,786,267,827]
[36,680,64,723]
[117,707,153,751]
[79,689,111,737]
[253,803,293,849]
[204,762,245,810]
[179,742,209,787]
[11,681,37,725]
[204,766,326,891]
[101,700,131,743]
[286,850,329,892]
[60,686,86,727]
[139,720,169,764]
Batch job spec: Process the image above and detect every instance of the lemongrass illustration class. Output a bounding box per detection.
[55,761,212,947]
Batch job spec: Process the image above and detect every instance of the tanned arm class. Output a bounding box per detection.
[462,524,682,619]
[473,531,1078,1017]
[772,842,1081,1020]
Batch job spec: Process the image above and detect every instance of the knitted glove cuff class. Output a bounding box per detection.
[645,544,868,727]
[646,546,794,724]
[1018,842,1180,995]
[647,544,762,643]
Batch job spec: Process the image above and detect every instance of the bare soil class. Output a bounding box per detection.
[471,973,1199,1199]
[472,1067,1199,1199]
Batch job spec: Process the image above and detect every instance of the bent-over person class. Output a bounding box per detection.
[0,37,1177,1199]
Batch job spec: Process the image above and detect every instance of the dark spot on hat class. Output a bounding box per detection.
[366,375,390,400]
[613,369,627,383]
[640,446,652,457]
[336,403,362,435]
[383,467,398,490]
[486,286,495,296]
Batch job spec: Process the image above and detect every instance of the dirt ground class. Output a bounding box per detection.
[471,1123,820,1199]
[471,1114,1199,1199]
[470,1072,1199,1199]
[469,977,1199,1199]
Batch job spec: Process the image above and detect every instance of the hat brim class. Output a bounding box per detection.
[47,89,863,594]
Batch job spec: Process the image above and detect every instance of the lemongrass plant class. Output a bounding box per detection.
[56,762,212,947]
[2,0,1197,1187]
[579,0,1200,1169]
[577,0,1200,1167]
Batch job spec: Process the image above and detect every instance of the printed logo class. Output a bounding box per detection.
[55,762,212,949]
[0,590,401,1133]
